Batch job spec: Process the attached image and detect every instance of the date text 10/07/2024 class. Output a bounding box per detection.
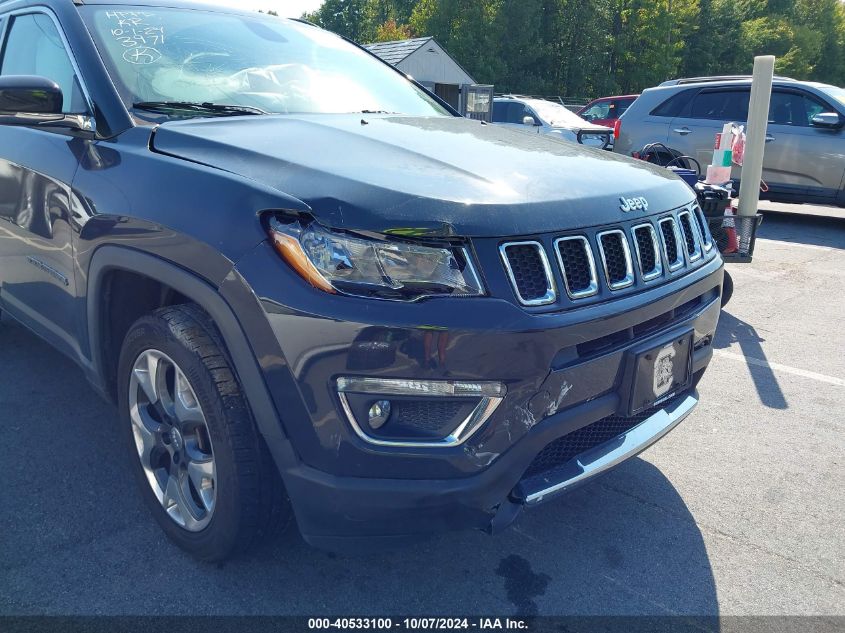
[308,618,529,630]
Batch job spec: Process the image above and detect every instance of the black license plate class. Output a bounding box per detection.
[628,332,693,415]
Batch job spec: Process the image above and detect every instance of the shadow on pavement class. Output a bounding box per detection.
[758,211,845,250]
[713,310,787,410]
[0,318,718,619]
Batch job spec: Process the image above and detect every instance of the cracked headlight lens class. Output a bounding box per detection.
[268,217,484,301]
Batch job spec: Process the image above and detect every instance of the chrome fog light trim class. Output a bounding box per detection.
[336,377,505,398]
[336,378,506,448]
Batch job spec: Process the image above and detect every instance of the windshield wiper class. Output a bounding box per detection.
[132,101,267,117]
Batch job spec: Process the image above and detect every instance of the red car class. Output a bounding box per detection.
[578,95,639,135]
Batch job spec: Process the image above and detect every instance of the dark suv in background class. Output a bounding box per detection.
[0,0,723,560]
[615,76,845,206]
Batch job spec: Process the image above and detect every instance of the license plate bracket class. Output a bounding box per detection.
[628,331,693,416]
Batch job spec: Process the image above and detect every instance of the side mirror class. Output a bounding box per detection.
[810,112,843,129]
[0,75,94,134]
[522,115,537,126]
[0,75,63,115]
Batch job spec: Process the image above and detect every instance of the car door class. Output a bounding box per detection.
[0,9,88,358]
[668,87,750,173]
[764,88,845,202]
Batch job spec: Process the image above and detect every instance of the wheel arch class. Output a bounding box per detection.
[86,245,296,468]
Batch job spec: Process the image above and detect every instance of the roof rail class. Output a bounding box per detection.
[659,75,795,87]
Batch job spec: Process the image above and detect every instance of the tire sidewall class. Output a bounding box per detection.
[117,316,244,560]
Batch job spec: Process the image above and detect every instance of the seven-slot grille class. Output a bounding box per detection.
[659,217,684,270]
[631,223,663,281]
[500,205,710,306]
[693,207,714,251]
[499,241,556,305]
[678,211,702,261]
[555,236,598,298]
[596,230,634,289]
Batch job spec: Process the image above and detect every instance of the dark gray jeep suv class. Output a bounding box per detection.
[0,0,723,560]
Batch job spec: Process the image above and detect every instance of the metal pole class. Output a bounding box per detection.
[737,55,775,217]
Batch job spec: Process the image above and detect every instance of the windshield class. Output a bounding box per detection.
[819,85,845,109]
[527,99,590,128]
[80,6,450,118]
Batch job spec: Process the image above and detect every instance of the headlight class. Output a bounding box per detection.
[267,217,485,301]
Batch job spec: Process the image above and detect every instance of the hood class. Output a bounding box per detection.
[151,114,694,238]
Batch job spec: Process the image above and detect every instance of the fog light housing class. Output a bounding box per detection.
[336,378,506,448]
[368,400,392,429]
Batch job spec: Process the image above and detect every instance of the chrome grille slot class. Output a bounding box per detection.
[678,210,702,261]
[693,206,714,251]
[499,241,556,306]
[659,217,684,271]
[631,223,663,281]
[554,236,598,298]
[597,230,634,290]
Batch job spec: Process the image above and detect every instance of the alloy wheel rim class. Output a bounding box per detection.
[128,349,216,532]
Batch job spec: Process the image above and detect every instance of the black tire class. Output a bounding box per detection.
[721,270,734,307]
[117,303,289,561]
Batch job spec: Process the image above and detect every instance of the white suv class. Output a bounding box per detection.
[493,96,614,150]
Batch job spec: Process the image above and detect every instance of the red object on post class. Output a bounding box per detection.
[723,208,739,254]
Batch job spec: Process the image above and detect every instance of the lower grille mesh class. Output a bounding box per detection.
[393,400,467,432]
[524,394,686,478]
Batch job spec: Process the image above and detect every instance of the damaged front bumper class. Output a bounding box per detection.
[283,385,703,550]
[232,241,723,548]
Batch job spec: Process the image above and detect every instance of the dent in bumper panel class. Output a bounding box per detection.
[515,392,698,505]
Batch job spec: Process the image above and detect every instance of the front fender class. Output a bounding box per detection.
[84,245,299,474]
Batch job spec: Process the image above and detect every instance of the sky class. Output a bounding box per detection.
[205,0,324,17]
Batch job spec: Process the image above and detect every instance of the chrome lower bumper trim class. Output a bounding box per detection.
[523,393,698,505]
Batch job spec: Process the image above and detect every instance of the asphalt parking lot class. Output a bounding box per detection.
[1,205,843,618]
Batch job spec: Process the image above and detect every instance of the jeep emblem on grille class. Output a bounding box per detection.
[620,196,649,212]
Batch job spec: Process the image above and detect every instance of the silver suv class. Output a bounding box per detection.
[614,76,845,207]
[493,96,614,149]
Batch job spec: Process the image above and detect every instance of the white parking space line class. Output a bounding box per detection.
[755,238,836,252]
[713,350,845,387]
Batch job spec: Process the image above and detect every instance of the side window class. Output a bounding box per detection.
[769,91,804,126]
[650,89,695,118]
[801,93,828,125]
[582,101,610,120]
[614,99,633,117]
[493,102,530,124]
[522,105,539,123]
[0,13,87,114]
[689,89,749,121]
[769,91,830,126]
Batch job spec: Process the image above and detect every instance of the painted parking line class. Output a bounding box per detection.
[755,238,836,252]
[713,350,845,387]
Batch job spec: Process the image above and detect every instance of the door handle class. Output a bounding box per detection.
[765,134,775,143]
[673,127,691,135]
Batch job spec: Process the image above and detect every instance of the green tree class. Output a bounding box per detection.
[302,0,845,96]
[304,0,374,41]
[374,19,413,41]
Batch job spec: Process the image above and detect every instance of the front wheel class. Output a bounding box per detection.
[118,304,288,561]
[721,270,734,307]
